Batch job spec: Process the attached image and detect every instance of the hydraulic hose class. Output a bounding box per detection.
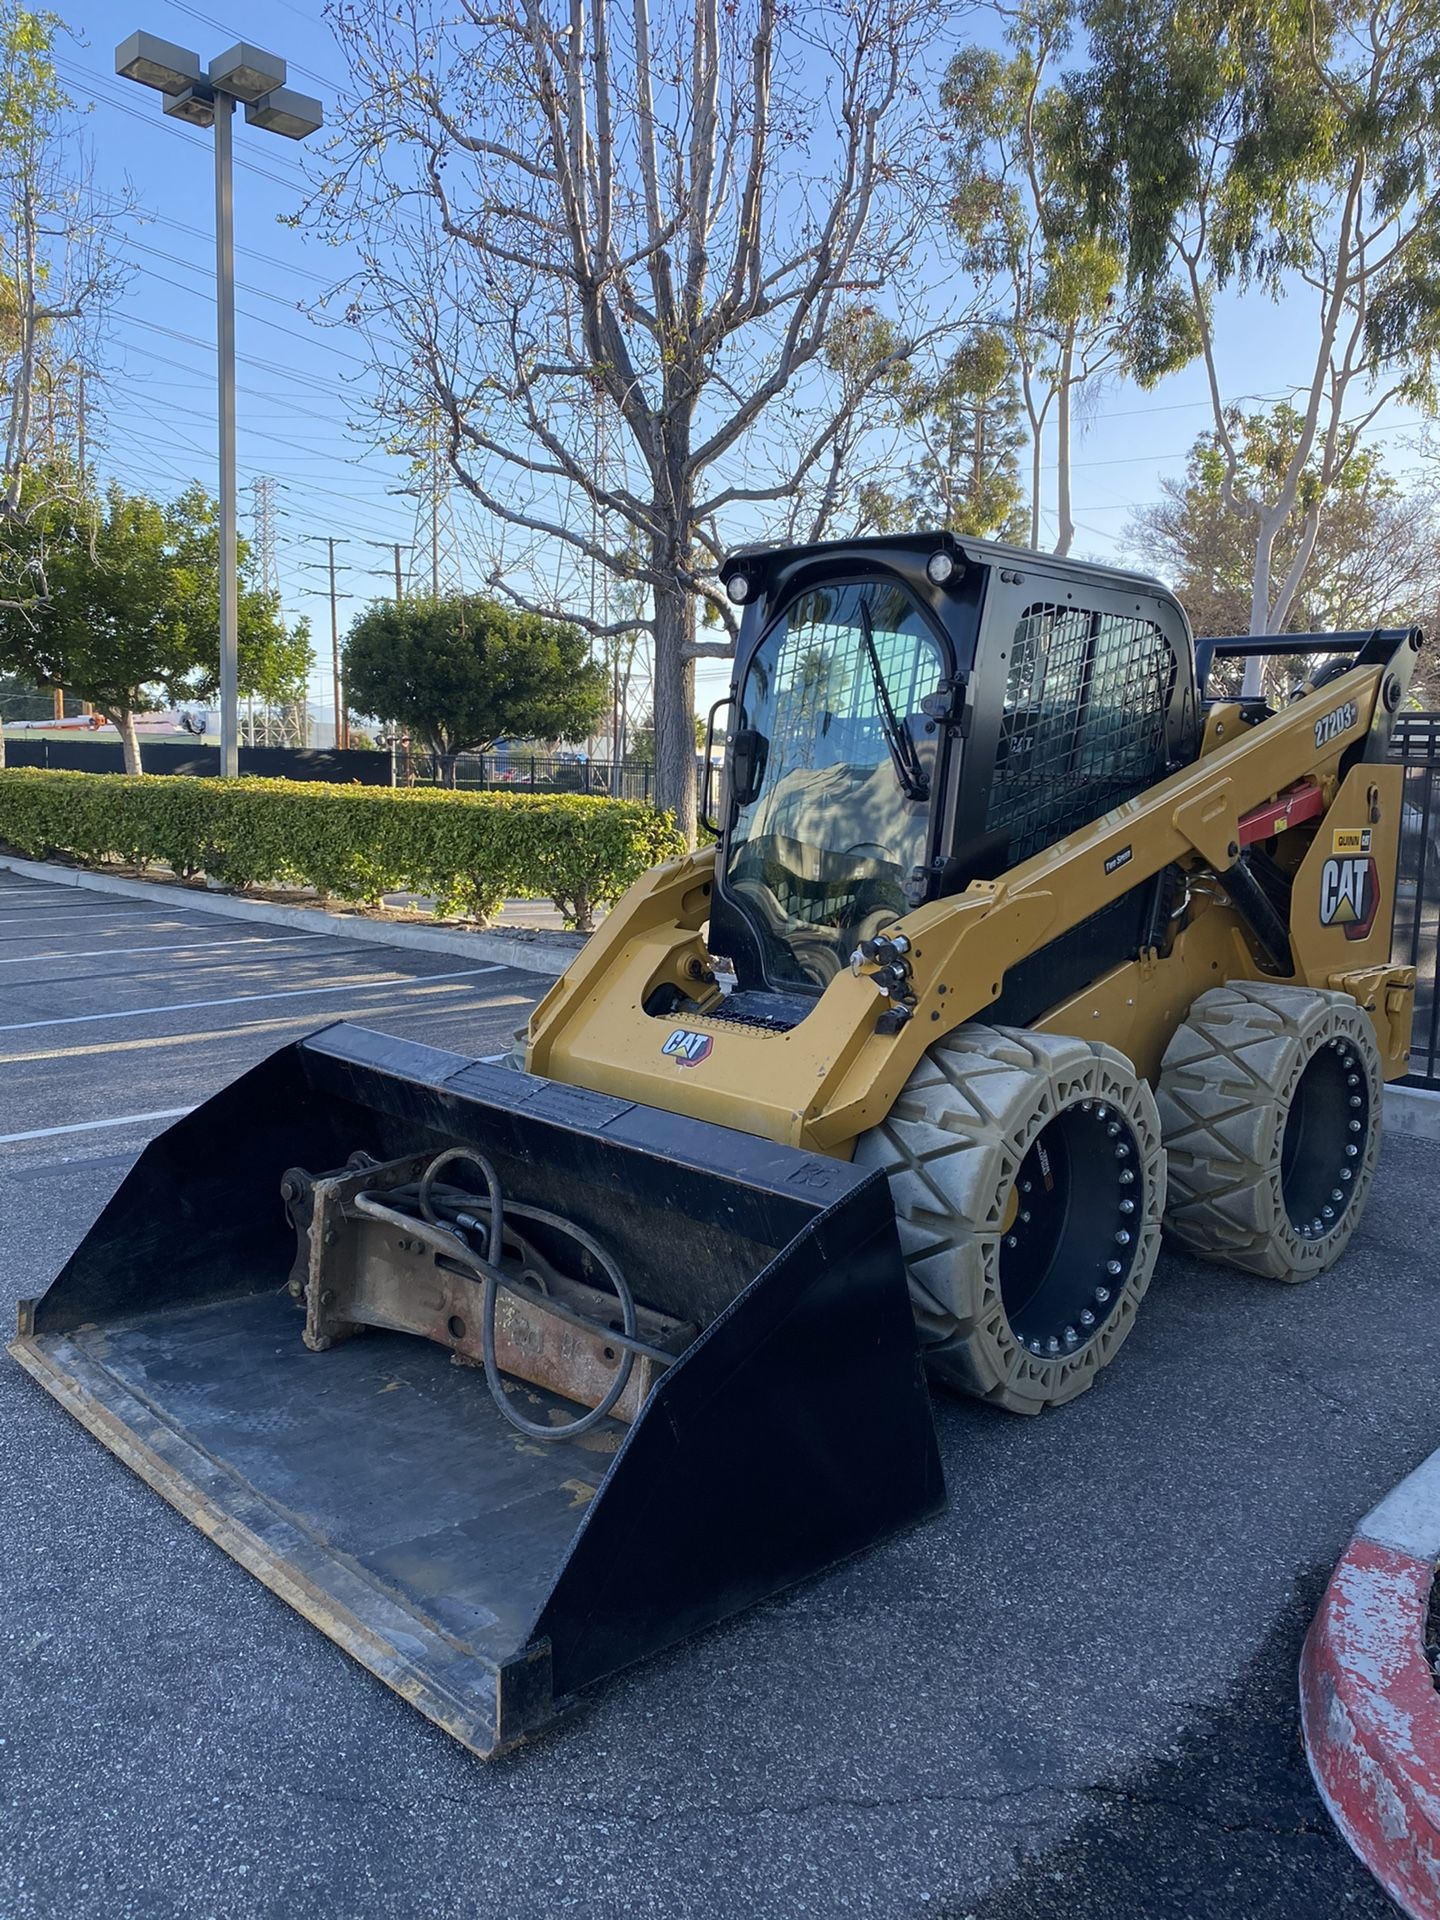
[353,1147,638,1442]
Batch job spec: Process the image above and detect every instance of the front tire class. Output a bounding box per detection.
[1156,982,1383,1280]
[854,1026,1166,1414]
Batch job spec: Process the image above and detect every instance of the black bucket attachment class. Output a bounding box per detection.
[11,1023,943,1758]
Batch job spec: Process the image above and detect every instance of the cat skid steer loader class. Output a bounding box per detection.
[12,534,1419,1758]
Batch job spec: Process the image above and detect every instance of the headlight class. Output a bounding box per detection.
[726,572,751,605]
[926,550,958,587]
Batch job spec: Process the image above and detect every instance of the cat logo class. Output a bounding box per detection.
[661,1027,714,1067]
[1319,855,1380,941]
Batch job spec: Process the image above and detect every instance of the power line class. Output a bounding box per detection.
[159,0,347,92]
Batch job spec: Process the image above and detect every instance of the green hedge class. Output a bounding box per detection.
[0,770,685,930]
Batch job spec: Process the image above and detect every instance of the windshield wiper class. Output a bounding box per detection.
[859,601,929,801]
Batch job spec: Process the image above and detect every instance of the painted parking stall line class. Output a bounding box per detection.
[0,963,507,1034]
[0,1107,195,1147]
[0,934,335,967]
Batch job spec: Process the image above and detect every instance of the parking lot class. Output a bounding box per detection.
[0,866,1427,1917]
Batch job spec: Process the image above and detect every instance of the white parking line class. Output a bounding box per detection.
[0,908,217,937]
[0,1107,194,1146]
[0,934,331,967]
[0,963,506,1033]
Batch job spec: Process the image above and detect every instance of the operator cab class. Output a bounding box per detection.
[709,534,1199,1013]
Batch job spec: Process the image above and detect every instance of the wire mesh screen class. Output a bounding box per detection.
[986,603,1175,863]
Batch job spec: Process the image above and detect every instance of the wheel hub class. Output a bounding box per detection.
[999,1099,1142,1357]
[1280,1038,1370,1239]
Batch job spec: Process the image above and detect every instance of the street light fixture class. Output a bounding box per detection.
[116,32,324,777]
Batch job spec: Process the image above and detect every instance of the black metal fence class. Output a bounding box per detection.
[1393,714,1440,1088]
[2,738,395,784]
[397,748,707,802]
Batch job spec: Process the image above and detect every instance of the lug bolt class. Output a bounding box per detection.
[1322,1206,1335,1221]
[1020,1209,1031,1224]
[1096,1104,1109,1120]
[1119,1169,1135,1186]
[1115,1143,1131,1160]
[1331,1188,1343,1203]
[1348,1119,1362,1133]
[1021,1180,1032,1194]
[1346,1144,1359,1158]
[1080,1309,1095,1328]
[1340,1168,1353,1182]
[1005,1234,1018,1249]
[1081,1101,1093,1113]
[1114,1229,1130,1246]
[1347,1074,1360,1087]
[1119,1198,1135,1215]
[1064,1326,1078,1345]
[1348,1096,1362,1110]
[1107,1122,1121,1138]
[1097,1283,1113,1300]
[1046,1336,1060,1354]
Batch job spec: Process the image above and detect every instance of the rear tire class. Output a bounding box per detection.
[1156,982,1383,1281]
[854,1026,1166,1415]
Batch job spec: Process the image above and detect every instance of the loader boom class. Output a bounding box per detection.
[523,638,1417,1153]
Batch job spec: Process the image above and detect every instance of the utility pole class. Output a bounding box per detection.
[76,367,86,476]
[394,542,404,601]
[300,533,356,749]
[328,536,346,750]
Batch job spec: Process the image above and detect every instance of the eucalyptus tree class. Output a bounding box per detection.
[314,0,957,840]
[1129,406,1440,669]
[1073,0,1440,682]
[941,5,1196,553]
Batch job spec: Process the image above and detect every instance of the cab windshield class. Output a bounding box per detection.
[725,578,945,989]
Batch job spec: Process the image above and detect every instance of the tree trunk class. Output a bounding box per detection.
[0,712,6,772]
[114,708,144,775]
[653,575,698,845]
[1245,516,1280,697]
[1029,420,1042,550]
[1053,342,1075,558]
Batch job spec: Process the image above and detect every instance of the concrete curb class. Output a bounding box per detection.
[0,853,577,980]
[1385,1083,1440,1145]
[1300,1448,1440,1920]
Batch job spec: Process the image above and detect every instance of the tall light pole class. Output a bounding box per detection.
[115,33,323,778]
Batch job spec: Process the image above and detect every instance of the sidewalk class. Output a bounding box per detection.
[1301,1447,1440,1920]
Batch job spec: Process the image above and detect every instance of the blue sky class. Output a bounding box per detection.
[65,0,1436,725]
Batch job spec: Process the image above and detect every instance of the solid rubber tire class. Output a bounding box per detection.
[853,1024,1166,1415]
[1156,981,1383,1281]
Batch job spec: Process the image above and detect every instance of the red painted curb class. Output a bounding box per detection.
[1301,1463,1440,1920]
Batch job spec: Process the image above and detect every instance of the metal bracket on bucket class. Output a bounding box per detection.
[282,1152,691,1426]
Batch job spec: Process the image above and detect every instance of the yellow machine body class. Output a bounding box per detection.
[524,662,1415,1153]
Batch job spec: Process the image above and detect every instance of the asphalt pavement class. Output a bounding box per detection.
[0,868,1422,1918]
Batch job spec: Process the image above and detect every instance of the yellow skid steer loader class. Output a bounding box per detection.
[12,535,1419,1757]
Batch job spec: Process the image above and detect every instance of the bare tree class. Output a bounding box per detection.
[316,0,957,838]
